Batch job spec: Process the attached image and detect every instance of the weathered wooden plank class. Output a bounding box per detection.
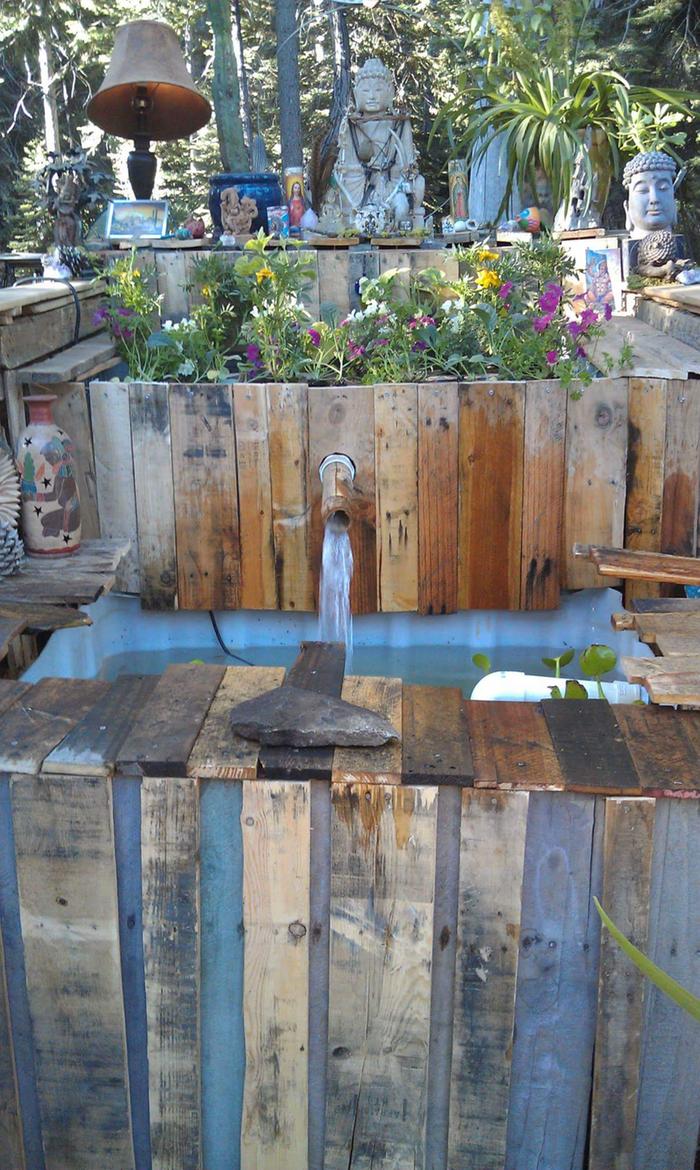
[586,318,700,379]
[402,684,473,784]
[156,251,190,319]
[0,677,109,774]
[634,800,700,1170]
[576,543,700,586]
[458,382,525,609]
[633,610,700,642]
[661,378,700,560]
[117,663,224,777]
[630,596,700,613]
[614,704,700,797]
[325,784,437,1170]
[467,700,564,790]
[240,782,310,1169]
[233,384,277,610]
[309,779,331,1170]
[0,928,24,1170]
[12,772,134,1170]
[417,383,459,614]
[0,293,104,368]
[258,640,346,781]
[188,665,286,779]
[169,384,240,609]
[308,383,377,615]
[43,674,158,777]
[50,381,100,541]
[316,250,352,318]
[449,790,529,1170]
[562,379,628,589]
[332,675,402,785]
[129,382,178,609]
[589,797,655,1170]
[0,539,129,608]
[624,377,667,605]
[0,679,30,717]
[90,381,140,592]
[142,775,200,1170]
[374,384,418,611]
[0,615,26,662]
[267,383,315,611]
[505,793,604,1170]
[543,700,641,794]
[521,380,567,609]
[0,601,91,632]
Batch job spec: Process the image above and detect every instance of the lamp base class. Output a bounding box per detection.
[127,145,158,200]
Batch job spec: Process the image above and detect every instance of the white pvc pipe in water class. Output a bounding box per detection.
[471,671,645,703]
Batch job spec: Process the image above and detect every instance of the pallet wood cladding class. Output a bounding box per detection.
[88,375,700,613]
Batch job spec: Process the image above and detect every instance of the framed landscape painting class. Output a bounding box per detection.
[105,199,169,240]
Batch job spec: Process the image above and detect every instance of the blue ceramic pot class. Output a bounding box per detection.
[209,173,283,235]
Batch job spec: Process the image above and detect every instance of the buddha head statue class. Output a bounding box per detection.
[353,58,395,116]
[623,151,677,238]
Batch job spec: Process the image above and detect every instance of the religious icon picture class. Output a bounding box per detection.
[284,168,306,231]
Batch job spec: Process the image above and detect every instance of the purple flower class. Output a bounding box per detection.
[498,281,514,300]
[348,340,366,357]
[116,306,136,317]
[579,308,599,329]
[113,324,133,341]
[92,307,110,324]
[420,315,436,325]
[246,343,262,363]
[604,303,613,321]
[576,345,586,358]
[538,283,563,314]
[568,321,585,338]
[408,317,419,330]
[372,338,390,348]
[412,339,428,352]
[546,350,559,366]
[533,314,553,334]
[307,328,321,347]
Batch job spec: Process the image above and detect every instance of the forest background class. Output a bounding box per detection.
[1,0,699,251]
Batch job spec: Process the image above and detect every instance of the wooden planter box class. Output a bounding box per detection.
[89,375,700,613]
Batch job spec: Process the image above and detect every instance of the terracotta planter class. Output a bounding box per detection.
[16,395,81,556]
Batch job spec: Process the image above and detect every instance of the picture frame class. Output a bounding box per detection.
[105,199,169,241]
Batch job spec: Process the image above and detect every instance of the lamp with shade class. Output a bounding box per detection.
[87,20,211,200]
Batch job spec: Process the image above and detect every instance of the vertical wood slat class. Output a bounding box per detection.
[233,385,278,610]
[520,380,567,609]
[12,773,134,1170]
[90,380,140,592]
[562,378,628,589]
[129,383,178,609]
[660,378,700,558]
[458,383,525,609]
[267,383,315,612]
[589,797,656,1170]
[634,800,700,1170]
[506,793,605,1170]
[155,252,190,320]
[169,384,240,610]
[624,377,667,606]
[308,384,377,615]
[417,383,459,614]
[325,785,437,1170]
[0,926,24,1170]
[240,782,310,1170]
[449,790,529,1170]
[142,775,200,1170]
[316,251,352,319]
[51,381,101,541]
[374,384,418,611]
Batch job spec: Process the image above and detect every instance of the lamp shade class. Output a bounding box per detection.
[87,20,211,141]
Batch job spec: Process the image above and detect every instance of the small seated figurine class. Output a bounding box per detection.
[623,151,699,283]
[319,58,426,235]
[220,187,258,236]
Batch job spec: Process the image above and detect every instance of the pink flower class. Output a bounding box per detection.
[307,328,321,347]
[408,317,419,329]
[533,314,553,334]
[420,315,436,325]
[604,303,613,321]
[372,338,390,348]
[546,350,559,366]
[498,281,514,300]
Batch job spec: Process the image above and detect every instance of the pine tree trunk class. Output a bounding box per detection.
[275,0,303,170]
[322,2,351,159]
[38,38,61,156]
[232,0,253,153]
[206,0,249,172]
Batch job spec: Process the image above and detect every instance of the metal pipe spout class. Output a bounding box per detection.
[319,453,357,532]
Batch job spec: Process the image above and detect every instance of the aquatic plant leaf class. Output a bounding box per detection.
[595,899,700,1022]
[580,643,617,678]
[564,679,588,699]
[472,652,491,673]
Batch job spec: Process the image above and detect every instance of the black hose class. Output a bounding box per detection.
[209,611,253,665]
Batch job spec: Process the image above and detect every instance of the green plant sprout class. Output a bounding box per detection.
[580,643,617,698]
[541,647,574,678]
[595,899,700,1022]
[472,652,492,674]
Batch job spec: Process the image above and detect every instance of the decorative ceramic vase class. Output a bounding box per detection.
[209,172,283,236]
[16,395,81,556]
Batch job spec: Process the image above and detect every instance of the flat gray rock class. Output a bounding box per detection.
[229,684,399,747]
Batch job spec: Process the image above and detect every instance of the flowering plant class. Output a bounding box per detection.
[233,234,317,380]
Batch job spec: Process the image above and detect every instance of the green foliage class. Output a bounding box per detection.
[542,647,575,677]
[595,898,700,1022]
[549,679,589,699]
[472,652,492,674]
[580,642,617,697]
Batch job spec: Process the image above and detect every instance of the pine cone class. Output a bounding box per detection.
[0,450,20,528]
[0,521,23,577]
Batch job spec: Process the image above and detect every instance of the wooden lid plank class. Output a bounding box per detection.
[543,700,641,794]
[466,700,564,790]
[188,665,286,779]
[332,675,402,785]
[613,705,700,796]
[0,677,110,774]
[43,674,159,777]
[116,663,225,776]
[402,684,473,785]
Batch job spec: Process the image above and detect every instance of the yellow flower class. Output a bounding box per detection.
[476,268,501,289]
[477,248,499,262]
[256,265,274,283]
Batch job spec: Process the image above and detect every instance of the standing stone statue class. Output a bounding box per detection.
[623,150,699,282]
[318,58,426,236]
